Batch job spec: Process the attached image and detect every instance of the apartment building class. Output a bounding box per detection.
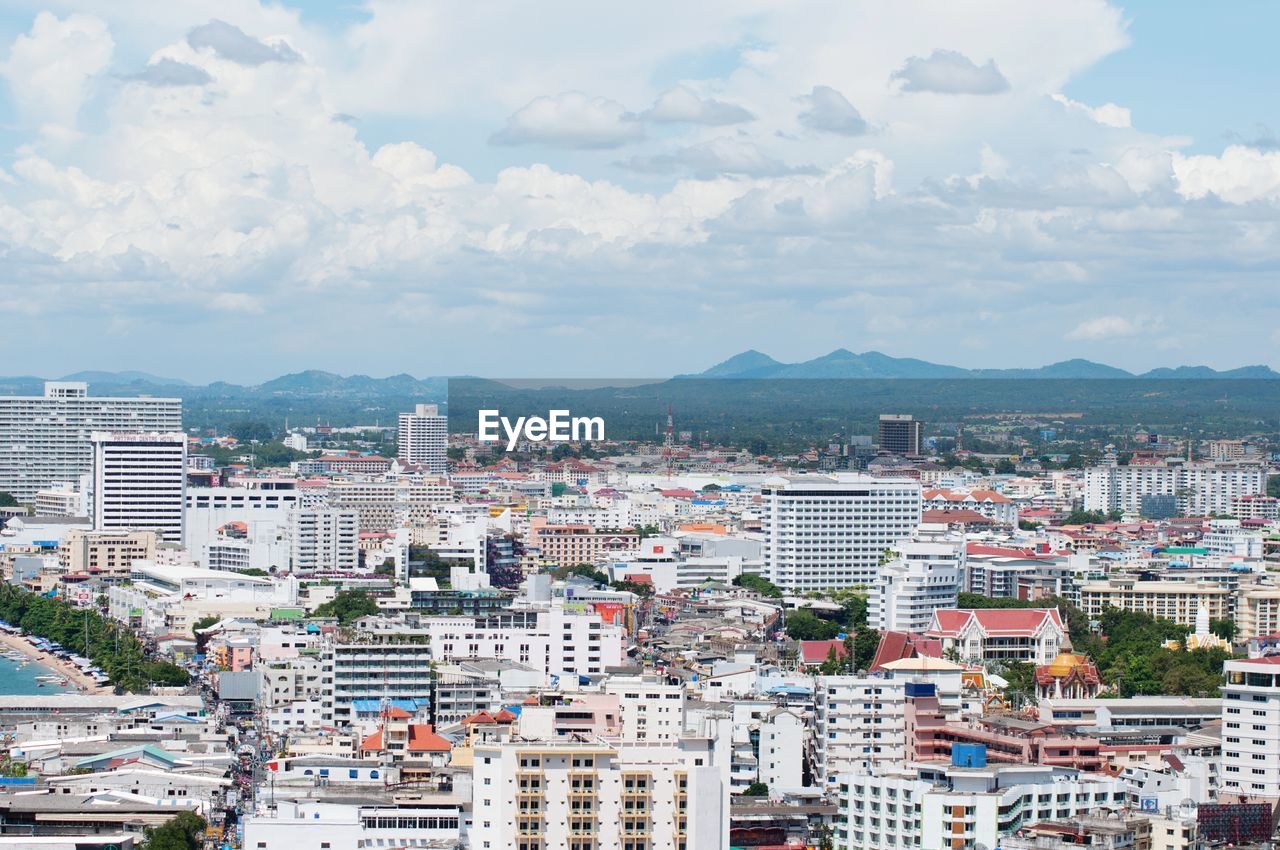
[59,528,157,577]
[0,382,182,503]
[878,414,922,456]
[90,431,187,544]
[1083,460,1267,517]
[869,527,964,634]
[322,627,434,728]
[1077,579,1231,628]
[423,606,625,678]
[922,489,1017,527]
[288,508,359,572]
[603,676,688,742]
[813,675,908,788]
[470,737,729,850]
[1221,656,1280,804]
[398,403,448,474]
[327,479,454,531]
[760,474,922,590]
[840,763,1132,850]
[533,523,640,567]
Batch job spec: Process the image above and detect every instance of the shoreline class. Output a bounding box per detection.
[0,632,112,695]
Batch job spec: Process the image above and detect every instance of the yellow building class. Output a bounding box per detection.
[1078,579,1230,627]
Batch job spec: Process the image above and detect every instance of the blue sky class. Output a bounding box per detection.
[0,1,1277,383]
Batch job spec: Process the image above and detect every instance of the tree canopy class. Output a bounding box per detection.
[313,590,379,624]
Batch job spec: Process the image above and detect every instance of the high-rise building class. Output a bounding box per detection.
[0,382,182,503]
[398,403,448,474]
[1221,656,1280,803]
[869,526,965,633]
[1083,459,1267,516]
[878,413,921,455]
[322,624,434,728]
[760,474,922,590]
[288,508,359,572]
[90,431,187,544]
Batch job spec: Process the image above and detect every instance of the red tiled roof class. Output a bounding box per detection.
[800,639,848,665]
[407,724,451,752]
[869,631,941,671]
[922,509,993,525]
[928,608,1063,638]
[360,730,383,751]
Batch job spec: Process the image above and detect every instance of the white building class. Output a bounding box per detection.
[760,474,922,590]
[603,676,688,742]
[1084,460,1267,517]
[424,604,625,679]
[282,433,309,452]
[841,763,1133,850]
[758,708,806,792]
[0,382,182,504]
[869,526,964,633]
[471,737,728,850]
[813,675,907,788]
[327,480,454,532]
[1221,656,1280,803]
[288,508,359,571]
[397,403,448,474]
[243,799,463,850]
[322,626,434,728]
[34,477,89,517]
[90,431,187,544]
[1201,519,1264,559]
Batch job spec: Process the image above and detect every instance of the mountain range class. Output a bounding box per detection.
[689,349,1280,380]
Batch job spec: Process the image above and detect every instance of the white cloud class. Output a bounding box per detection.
[642,85,753,125]
[797,86,868,136]
[1065,315,1143,341]
[124,57,212,87]
[1051,93,1130,128]
[0,12,114,127]
[490,91,643,148]
[186,19,300,66]
[1173,145,1280,204]
[891,49,1010,95]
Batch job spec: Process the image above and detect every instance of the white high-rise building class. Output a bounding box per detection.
[1083,460,1267,516]
[812,675,907,788]
[398,403,448,474]
[0,382,182,503]
[760,474,922,590]
[288,508,359,572]
[1221,656,1280,803]
[90,431,187,544]
[471,737,729,850]
[869,525,964,633]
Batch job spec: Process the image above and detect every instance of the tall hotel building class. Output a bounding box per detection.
[398,403,448,474]
[760,474,922,590]
[0,382,182,503]
[90,431,188,544]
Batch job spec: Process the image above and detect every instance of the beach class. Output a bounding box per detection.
[0,632,111,694]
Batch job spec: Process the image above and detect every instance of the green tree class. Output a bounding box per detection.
[141,811,207,850]
[313,590,380,624]
[191,615,220,638]
[733,574,783,599]
[550,564,610,585]
[1210,618,1238,642]
[0,492,16,507]
[742,782,769,797]
[785,609,840,641]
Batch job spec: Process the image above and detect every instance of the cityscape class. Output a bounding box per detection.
[2,2,1280,850]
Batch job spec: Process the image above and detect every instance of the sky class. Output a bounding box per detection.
[0,1,1278,383]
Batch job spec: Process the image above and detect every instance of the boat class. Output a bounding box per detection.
[34,675,64,683]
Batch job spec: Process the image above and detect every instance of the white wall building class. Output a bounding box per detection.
[424,605,625,679]
[869,526,964,633]
[1084,460,1267,516]
[1221,656,1280,803]
[760,474,922,590]
[288,508,359,572]
[813,675,907,789]
[90,431,187,544]
[397,403,448,474]
[0,382,182,504]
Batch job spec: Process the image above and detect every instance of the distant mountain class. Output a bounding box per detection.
[60,370,192,386]
[692,350,1280,380]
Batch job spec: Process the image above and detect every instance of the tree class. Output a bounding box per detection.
[995,458,1017,475]
[550,564,610,586]
[144,661,191,687]
[785,609,840,641]
[191,615,220,638]
[733,574,783,599]
[850,627,880,671]
[0,492,16,507]
[612,579,654,598]
[314,590,380,624]
[742,782,769,797]
[226,420,274,443]
[141,811,207,850]
[1210,618,1238,642]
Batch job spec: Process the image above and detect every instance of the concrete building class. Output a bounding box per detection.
[90,431,187,544]
[813,675,907,788]
[760,474,922,590]
[1077,579,1231,628]
[878,414,922,456]
[603,676,687,742]
[424,605,625,678]
[470,737,729,850]
[0,382,182,504]
[322,626,434,728]
[398,403,448,474]
[869,526,964,634]
[1221,656,1280,804]
[288,508,359,572]
[326,480,454,532]
[1084,460,1267,517]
